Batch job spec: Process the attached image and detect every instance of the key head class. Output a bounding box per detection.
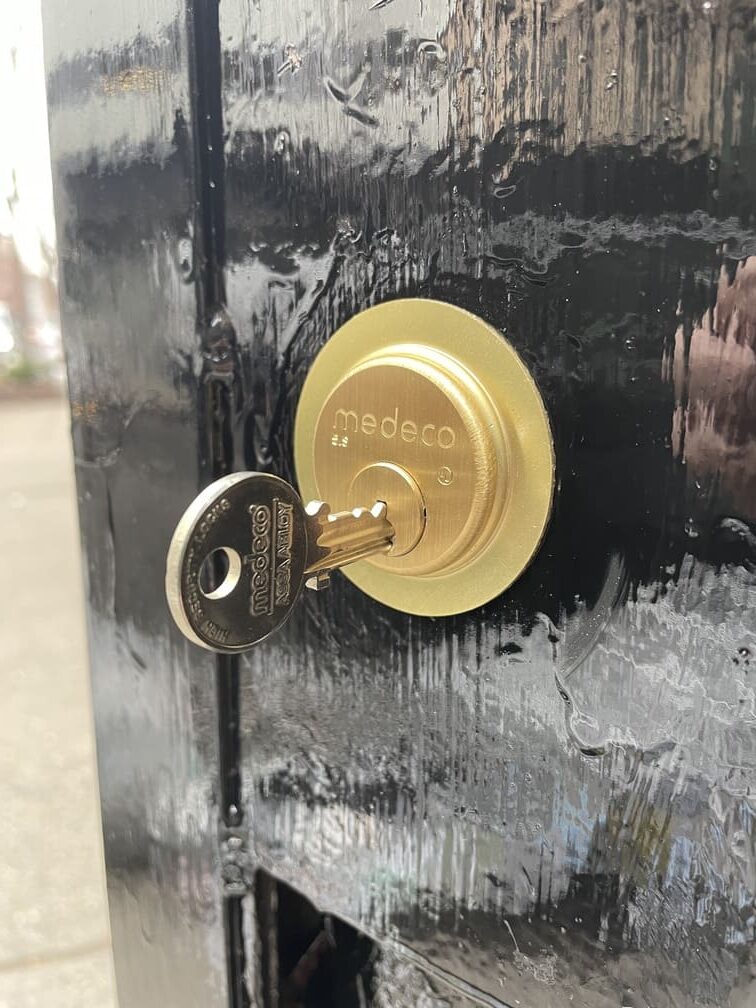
[166,473,310,653]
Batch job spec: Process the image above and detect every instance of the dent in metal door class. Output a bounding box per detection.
[219,0,756,1004]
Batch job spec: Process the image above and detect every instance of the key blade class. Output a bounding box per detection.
[304,500,394,577]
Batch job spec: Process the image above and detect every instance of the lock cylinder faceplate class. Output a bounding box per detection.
[294,299,555,616]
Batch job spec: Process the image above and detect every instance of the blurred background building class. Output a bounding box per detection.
[0,2,62,392]
[0,5,116,1005]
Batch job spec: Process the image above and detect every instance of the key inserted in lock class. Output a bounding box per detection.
[165,300,555,646]
[165,471,419,653]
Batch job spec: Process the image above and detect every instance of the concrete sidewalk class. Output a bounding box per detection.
[0,397,116,1007]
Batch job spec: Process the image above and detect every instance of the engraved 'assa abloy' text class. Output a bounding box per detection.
[274,500,293,606]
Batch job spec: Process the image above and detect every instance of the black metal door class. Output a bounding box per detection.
[43,0,756,1004]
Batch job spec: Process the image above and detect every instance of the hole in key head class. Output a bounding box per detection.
[199,546,242,600]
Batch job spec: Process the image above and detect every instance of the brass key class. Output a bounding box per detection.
[301,498,393,590]
[165,472,395,653]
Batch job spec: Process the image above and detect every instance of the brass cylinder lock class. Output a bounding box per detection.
[294,299,554,617]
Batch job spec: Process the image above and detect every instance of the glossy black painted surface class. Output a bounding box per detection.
[41,2,229,1005]
[45,0,755,1004]
[222,0,756,1004]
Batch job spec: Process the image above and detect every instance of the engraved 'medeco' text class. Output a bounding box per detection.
[333,407,456,449]
[249,505,272,617]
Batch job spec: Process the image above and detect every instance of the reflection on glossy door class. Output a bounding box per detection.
[221,0,756,1004]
